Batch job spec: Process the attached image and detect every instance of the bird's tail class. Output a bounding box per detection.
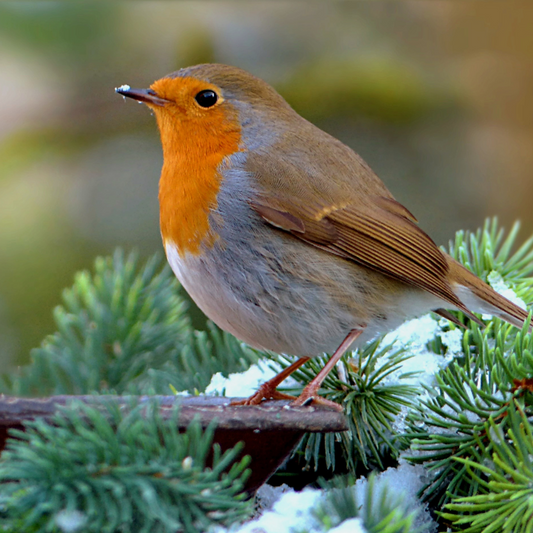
[446,256,532,331]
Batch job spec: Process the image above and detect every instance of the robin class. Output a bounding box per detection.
[116,64,531,410]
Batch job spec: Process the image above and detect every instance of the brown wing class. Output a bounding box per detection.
[252,195,474,315]
[243,125,476,317]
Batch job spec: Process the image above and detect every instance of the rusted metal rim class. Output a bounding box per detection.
[0,395,348,492]
[0,395,348,432]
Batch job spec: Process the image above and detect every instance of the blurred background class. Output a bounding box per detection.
[1,2,532,371]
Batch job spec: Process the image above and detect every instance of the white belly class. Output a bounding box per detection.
[165,238,444,357]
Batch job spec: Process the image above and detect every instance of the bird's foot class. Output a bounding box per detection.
[291,386,343,412]
[229,357,310,406]
[230,384,296,406]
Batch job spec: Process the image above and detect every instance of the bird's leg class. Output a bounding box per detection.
[231,356,311,406]
[292,328,364,411]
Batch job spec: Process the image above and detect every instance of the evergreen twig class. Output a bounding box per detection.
[1,218,532,531]
[285,340,418,473]
[0,401,252,533]
[0,250,259,396]
[309,475,421,533]
[445,218,533,329]
[405,219,533,509]
[145,321,260,395]
[441,402,533,532]
[446,218,533,284]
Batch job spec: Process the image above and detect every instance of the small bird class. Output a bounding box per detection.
[116,64,531,410]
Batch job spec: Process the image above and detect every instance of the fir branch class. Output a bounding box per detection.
[290,220,533,482]
[1,220,532,531]
[446,218,533,285]
[405,319,533,508]
[310,475,420,533]
[1,250,190,395]
[0,401,252,533]
[144,321,261,395]
[442,218,533,331]
[441,402,533,533]
[287,340,418,473]
[390,219,533,525]
[0,250,259,396]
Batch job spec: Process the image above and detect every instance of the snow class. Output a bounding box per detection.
[213,485,368,533]
[383,314,441,349]
[382,315,441,386]
[212,460,437,533]
[328,518,366,533]
[255,484,293,513]
[354,458,437,532]
[205,360,298,398]
[205,361,279,397]
[438,327,464,356]
[115,85,132,102]
[487,271,527,310]
[55,510,87,532]
[219,487,322,533]
[380,314,461,394]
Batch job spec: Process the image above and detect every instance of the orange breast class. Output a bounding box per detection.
[154,88,241,256]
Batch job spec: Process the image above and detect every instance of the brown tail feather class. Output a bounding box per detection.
[434,308,468,328]
[446,256,532,331]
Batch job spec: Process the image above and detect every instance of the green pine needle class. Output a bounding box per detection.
[446,218,533,285]
[287,339,418,472]
[405,321,533,508]
[0,250,259,396]
[405,219,533,510]
[441,402,533,533]
[0,401,252,533]
[310,475,420,533]
[145,321,261,395]
[446,218,533,314]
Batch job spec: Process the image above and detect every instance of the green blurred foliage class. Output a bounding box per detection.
[0,4,119,65]
[280,59,449,123]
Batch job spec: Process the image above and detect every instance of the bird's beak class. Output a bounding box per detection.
[115,85,169,107]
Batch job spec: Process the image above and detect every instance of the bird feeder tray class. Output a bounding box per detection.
[0,395,348,492]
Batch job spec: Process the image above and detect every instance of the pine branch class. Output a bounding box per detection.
[405,319,533,507]
[144,321,260,395]
[446,218,533,284]
[282,218,533,486]
[403,219,533,510]
[1,218,532,531]
[0,250,259,396]
[284,339,418,474]
[445,218,533,326]
[441,402,533,532]
[310,475,421,533]
[0,401,252,533]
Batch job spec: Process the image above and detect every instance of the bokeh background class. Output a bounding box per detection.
[1,2,532,372]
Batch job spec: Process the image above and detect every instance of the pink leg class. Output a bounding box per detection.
[231,356,311,406]
[292,329,364,411]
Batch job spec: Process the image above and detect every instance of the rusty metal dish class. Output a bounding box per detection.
[0,395,348,492]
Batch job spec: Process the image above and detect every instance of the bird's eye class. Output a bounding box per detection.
[194,90,218,108]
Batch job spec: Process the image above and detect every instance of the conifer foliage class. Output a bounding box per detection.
[0,401,251,532]
[0,219,532,532]
[0,250,259,396]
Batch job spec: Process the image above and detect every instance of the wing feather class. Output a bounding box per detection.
[244,144,476,314]
[251,196,471,313]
